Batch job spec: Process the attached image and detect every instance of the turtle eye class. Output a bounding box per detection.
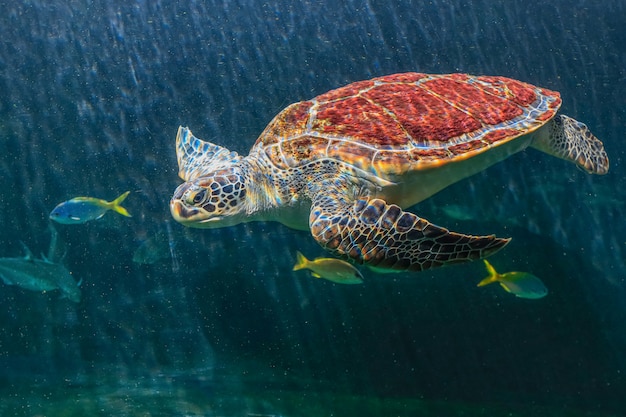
[190,189,207,205]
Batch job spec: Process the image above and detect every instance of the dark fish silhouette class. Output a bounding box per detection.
[0,238,81,302]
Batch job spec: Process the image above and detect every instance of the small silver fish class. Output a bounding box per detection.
[293,251,363,284]
[0,244,81,302]
[477,260,548,299]
[50,191,132,224]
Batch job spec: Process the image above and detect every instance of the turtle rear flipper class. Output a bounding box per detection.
[309,195,510,272]
[532,114,609,175]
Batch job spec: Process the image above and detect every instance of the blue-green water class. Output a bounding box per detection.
[0,1,625,415]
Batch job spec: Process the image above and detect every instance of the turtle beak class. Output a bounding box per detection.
[170,182,200,224]
[170,197,217,227]
[170,182,221,228]
[170,197,192,223]
[169,198,187,221]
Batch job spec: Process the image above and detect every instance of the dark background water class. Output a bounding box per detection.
[0,0,625,415]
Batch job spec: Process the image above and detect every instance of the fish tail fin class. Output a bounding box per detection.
[293,251,309,271]
[109,191,132,217]
[477,259,500,287]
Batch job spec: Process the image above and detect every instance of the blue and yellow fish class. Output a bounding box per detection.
[477,260,548,299]
[49,191,132,225]
[293,251,364,284]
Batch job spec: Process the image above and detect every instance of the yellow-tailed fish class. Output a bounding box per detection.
[477,260,548,299]
[50,191,132,224]
[293,251,363,284]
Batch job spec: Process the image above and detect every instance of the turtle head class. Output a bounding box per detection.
[170,167,249,229]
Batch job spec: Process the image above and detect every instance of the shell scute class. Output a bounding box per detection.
[313,96,408,147]
[371,151,411,175]
[481,128,524,145]
[362,81,485,143]
[409,147,450,161]
[422,77,525,125]
[263,142,285,167]
[275,135,329,167]
[447,139,488,157]
[258,101,313,146]
[373,72,428,84]
[314,79,374,102]
[476,75,538,107]
[253,73,562,173]
[327,140,377,171]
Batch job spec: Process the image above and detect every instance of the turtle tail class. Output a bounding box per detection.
[108,191,132,218]
[532,114,609,175]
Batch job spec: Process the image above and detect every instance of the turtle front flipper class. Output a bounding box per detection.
[531,115,609,175]
[309,195,510,272]
[176,126,242,181]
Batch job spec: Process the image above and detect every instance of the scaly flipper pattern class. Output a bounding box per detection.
[533,115,609,175]
[309,194,510,272]
[176,127,242,181]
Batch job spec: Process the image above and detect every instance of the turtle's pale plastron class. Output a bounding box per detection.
[170,73,609,272]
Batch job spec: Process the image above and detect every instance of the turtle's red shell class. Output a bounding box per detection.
[254,73,561,174]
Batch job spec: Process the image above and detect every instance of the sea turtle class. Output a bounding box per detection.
[170,73,608,272]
